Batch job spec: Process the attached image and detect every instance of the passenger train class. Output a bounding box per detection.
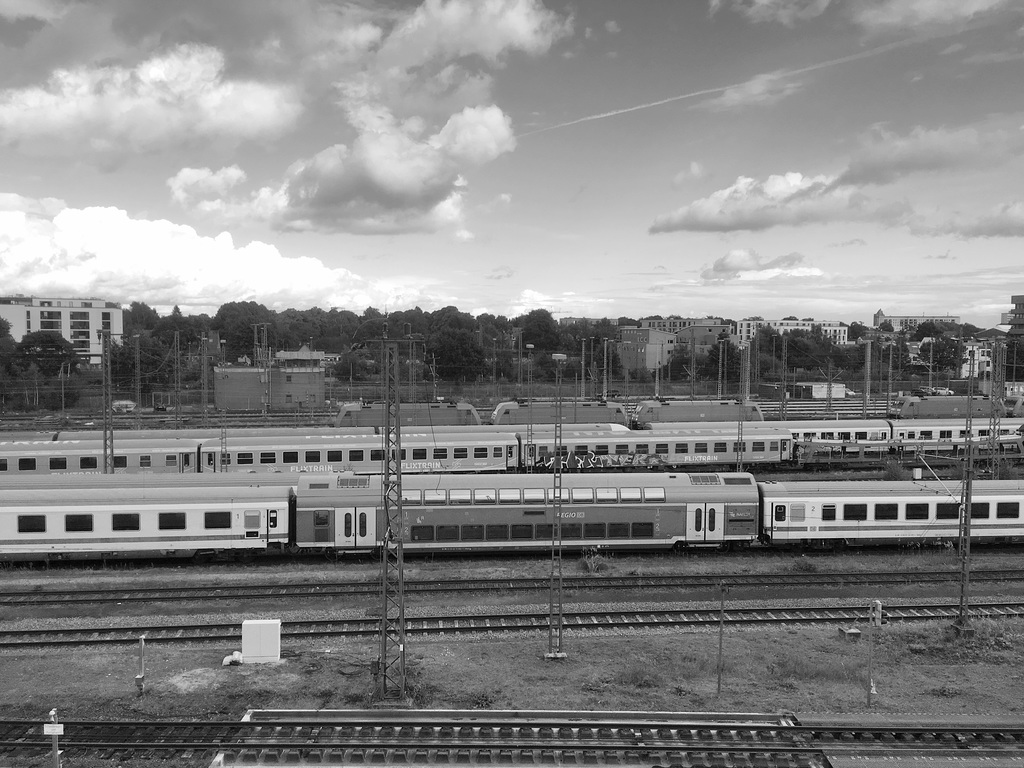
[1,417,1023,478]
[2,471,1023,562]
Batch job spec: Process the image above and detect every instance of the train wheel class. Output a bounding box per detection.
[324,548,339,562]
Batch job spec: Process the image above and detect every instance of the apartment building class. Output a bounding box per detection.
[0,295,124,365]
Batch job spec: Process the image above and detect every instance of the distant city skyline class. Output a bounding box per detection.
[2,0,1023,327]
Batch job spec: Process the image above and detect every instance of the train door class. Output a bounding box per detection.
[334,506,378,552]
[242,507,279,546]
[178,451,194,473]
[685,502,724,545]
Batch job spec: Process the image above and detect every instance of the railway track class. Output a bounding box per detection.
[1,710,1023,764]
[4,568,1023,607]
[4,599,1024,648]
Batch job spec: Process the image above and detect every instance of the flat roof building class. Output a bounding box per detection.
[873,309,960,331]
[733,318,848,346]
[0,295,123,365]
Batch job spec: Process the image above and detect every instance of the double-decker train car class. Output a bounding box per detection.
[760,479,1024,548]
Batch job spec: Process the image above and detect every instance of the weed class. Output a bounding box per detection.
[613,660,663,689]
[882,460,911,481]
[789,557,818,573]
[578,548,610,574]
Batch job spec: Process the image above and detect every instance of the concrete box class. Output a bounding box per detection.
[242,619,281,663]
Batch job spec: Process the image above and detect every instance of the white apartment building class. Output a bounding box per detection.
[0,295,124,365]
[733,318,848,346]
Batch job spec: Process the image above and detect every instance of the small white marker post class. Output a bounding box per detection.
[135,636,146,694]
[43,709,63,768]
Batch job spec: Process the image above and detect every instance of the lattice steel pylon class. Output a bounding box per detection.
[100,330,114,474]
[546,355,567,660]
[957,359,976,632]
[988,341,1006,478]
[372,338,409,705]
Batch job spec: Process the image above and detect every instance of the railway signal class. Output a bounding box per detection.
[869,599,888,627]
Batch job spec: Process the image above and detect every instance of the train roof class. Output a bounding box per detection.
[0,473,304,491]
[759,478,1024,497]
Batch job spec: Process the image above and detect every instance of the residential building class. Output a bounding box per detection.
[873,309,960,332]
[733,318,849,346]
[0,295,123,365]
[617,327,676,372]
[638,315,726,333]
[1007,296,1024,338]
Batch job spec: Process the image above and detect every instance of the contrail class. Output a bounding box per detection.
[518,34,924,138]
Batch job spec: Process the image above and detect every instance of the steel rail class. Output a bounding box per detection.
[4,567,1024,607]
[3,599,1024,648]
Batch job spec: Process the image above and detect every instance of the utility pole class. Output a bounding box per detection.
[201,333,209,427]
[988,341,1005,477]
[780,336,788,421]
[372,329,409,704]
[717,339,726,399]
[133,335,142,430]
[173,331,182,429]
[546,354,567,660]
[602,338,609,400]
[862,339,872,418]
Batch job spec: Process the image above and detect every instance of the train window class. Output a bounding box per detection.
[584,523,605,538]
[732,442,746,452]
[633,444,649,454]
[370,449,384,461]
[773,505,786,522]
[695,443,708,453]
[789,503,805,522]
[535,523,553,538]
[140,455,152,468]
[49,457,67,470]
[237,452,254,465]
[449,490,472,504]
[596,488,618,503]
[752,441,766,452]
[594,444,609,455]
[937,503,959,520]
[498,489,521,504]
[18,458,36,471]
[905,503,929,520]
[511,524,533,540]
[708,510,716,532]
[244,511,261,529]
[609,522,629,537]
[997,502,1020,519]
[474,447,488,459]
[344,513,352,537]
[631,522,654,538]
[164,454,178,467]
[327,450,343,461]
[313,510,330,527]
[874,504,898,521]
[454,448,468,459]
[615,444,629,455]
[433,448,448,459]
[546,488,570,502]
[359,513,367,537]
[770,441,780,451]
[821,504,837,521]
[424,490,446,505]
[838,432,851,441]
[401,490,422,505]
[496,447,506,458]
[349,450,364,462]
[643,488,666,503]
[560,524,582,539]
[970,502,990,519]
[205,511,232,529]
[485,525,509,541]
[282,451,299,464]
[18,515,45,533]
[0,458,5,471]
[920,431,933,439]
[411,525,435,541]
[65,514,93,532]
[411,448,426,460]
[158,512,187,530]
[523,489,545,504]
[655,443,669,455]
[221,453,232,466]
[675,443,689,454]
[305,450,321,462]
[855,432,867,440]
[461,525,484,541]
[940,430,953,439]
[259,452,276,464]
[714,442,727,452]
[114,456,127,468]
[571,488,595,503]
[843,504,868,521]
[112,513,140,531]
[573,445,589,455]
[616,488,640,503]
[474,489,497,504]
[437,525,459,541]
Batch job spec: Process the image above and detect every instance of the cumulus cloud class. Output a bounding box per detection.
[167,166,248,211]
[0,195,428,314]
[605,20,621,34]
[650,172,909,233]
[0,0,66,21]
[700,249,823,281]
[708,0,832,27]
[696,71,803,111]
[276,104,515,234]
[943,202,1024,238]
[0,44,301,156]
[672,162,708,186]
[487,266,515,280]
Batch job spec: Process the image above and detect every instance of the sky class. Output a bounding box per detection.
[1,0,1023,329]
